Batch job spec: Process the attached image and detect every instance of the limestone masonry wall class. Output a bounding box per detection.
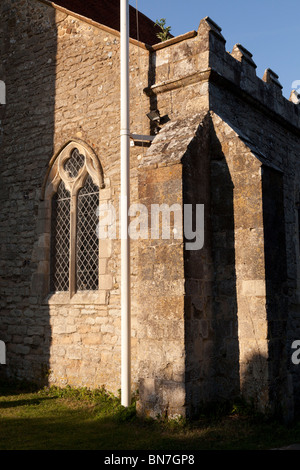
[1,1,300,420]
[0,0,150,393]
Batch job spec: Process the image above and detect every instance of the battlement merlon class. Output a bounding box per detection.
[145,16,300,134]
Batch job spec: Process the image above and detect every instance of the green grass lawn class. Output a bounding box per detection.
[1,382,300,450]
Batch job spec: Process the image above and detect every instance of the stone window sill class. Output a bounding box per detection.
[43,290,107,306]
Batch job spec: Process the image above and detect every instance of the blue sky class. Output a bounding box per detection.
[129,0,299,99]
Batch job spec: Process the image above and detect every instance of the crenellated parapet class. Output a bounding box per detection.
[146,16,300,133]
[204,15,298,120]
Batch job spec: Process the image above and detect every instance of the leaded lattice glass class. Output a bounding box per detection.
[76,175,99,291]
[50,181,70,292]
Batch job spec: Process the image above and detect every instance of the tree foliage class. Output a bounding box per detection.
[155,18,172,42]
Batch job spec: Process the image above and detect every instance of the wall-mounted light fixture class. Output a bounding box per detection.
[0,81,6,105]
[147,109,160,124]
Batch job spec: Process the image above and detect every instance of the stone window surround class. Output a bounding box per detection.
[35,139,112,306]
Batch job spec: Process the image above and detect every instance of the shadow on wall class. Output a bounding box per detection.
[182,114,291,420]
[182,113,240,417]
[0,1,57,385]
[261,165,291,420]
[241,352,294,423]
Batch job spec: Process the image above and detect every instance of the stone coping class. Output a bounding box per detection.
[37,0,197,51]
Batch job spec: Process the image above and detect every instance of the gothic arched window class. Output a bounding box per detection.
[43,141,104,297]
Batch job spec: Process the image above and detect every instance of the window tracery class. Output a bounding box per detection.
[42,140,104,296]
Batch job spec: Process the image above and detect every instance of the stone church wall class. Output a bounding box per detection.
[1,1,300,420]
[138,16,300,418]
[0,0,151,392]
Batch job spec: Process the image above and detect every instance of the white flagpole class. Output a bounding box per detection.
[120,0,131,408]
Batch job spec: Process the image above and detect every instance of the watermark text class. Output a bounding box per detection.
[96,201,204,251]
[0,81,5,105]
[0,340,6,365]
